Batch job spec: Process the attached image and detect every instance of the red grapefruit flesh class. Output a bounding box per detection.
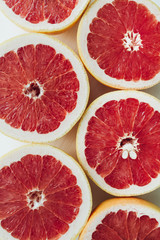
[77,90,160,196]
[5,0,77,24]
[79,198,160,240]
[0,34,89,143]
[0,144,92,240]
[78,0,160,89]
[0,0,90,32]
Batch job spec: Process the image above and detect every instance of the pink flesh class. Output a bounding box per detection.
[3,0,78,24]
[85,98,160,189]
[87,0,160,81]
[0,44,79,134]
[0,154,82,239]
[92,209,159,240]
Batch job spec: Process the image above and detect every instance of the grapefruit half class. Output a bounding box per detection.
[0,33,89,143]
[77,90,160,196]
[0,144,92,240]
[0,0,90,33]
[77,0,160,89]
[79,198,160,240]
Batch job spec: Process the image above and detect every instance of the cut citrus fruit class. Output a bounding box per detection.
[0,33,89,143]
[0,144,92,240]
[77,90,160,196]
[79,198,160,240]
[0,0,90,33]
[77,0,160,89]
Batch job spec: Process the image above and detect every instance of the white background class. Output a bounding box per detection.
[0,0,160,217]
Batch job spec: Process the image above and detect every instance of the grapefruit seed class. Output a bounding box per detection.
[0,0,90,32]
[0,34,89,143]
[0,144,92,240]
[77,90,160,196]
[78,0,160,89]
[79,198,160,240]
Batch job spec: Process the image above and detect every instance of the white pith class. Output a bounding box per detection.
[27,189,45,210]
[80,199,160,240]
[77,0,160,89]
[0,34,89,143]
[0,144,92,240]
[0,0,90,32]
[117,134,139,160]
[77,90,160,196]
[123,31,143,52]
[23,81,44,99]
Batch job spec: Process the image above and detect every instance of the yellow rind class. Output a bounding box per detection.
[77,0,160,90]
[0,144,93,240]
[79,197,160,240]
[0,33,90,143]
[76,90,160,196]
[0,0,90,33]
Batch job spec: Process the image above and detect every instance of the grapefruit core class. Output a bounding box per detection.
[0,0,90,33]
[77,90,160,196]
[79,198,160,240]
[0,144,92,240]
[77,0,160,89]
[0,34,89,143]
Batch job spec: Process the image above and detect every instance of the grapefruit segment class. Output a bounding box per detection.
[0,34,89,143]
[46,186,82,207]
[127,212,140,240]
[0,166,27,193]
[25,0,44,24]
[104,155,133,189]
[92,224,122,240]
[78,0,160,89]
[44,166,77,195]
[21,154,43,188]
[5,97,29,129]
[0,0,90,32]
[103,210,129,240]
[0,188,26,202]
[40,206,68,238]
[11,210,33,239]
[0,145,92,240]
[1,207,29,233]
[79,198,160,240]
[21,100,37,132]
[10,161,33,190]
[30,210,47,240]
[129,157,151,187]
[96,151,119,178]
[0,51,27,85]
[77,90,160,196]
[118,98,139,133]
[137,215,158,240]
[35,44,56,81]
[0,201,27,219]
[38,155,62,190]
[145,228,160,240]
[44,201,79,223]
[17,45,35,82]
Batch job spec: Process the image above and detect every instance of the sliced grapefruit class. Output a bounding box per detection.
[77,0,160,89]
[77,90,160,196]
[0,144,92,240]
[0,33,89,143]
[0,0,90,33]
[79,198,160,240]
